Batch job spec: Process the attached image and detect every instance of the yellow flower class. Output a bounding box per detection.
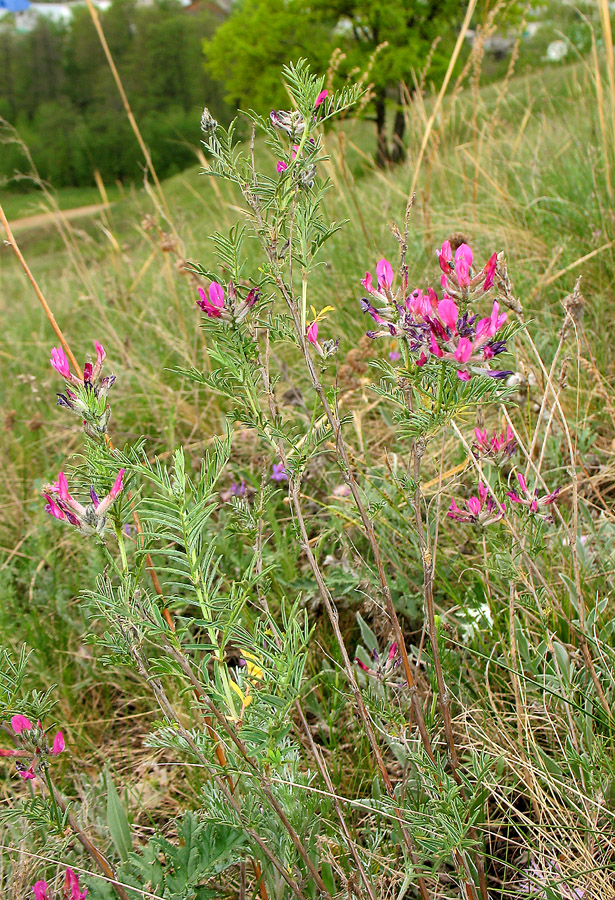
[242,651,264,681]
[309,305,335,325]
[229,679,253,710]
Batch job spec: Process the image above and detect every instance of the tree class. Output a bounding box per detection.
[0,0,229,188]
[204,0,464,165]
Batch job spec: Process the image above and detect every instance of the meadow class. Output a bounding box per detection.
[1,31,615,900]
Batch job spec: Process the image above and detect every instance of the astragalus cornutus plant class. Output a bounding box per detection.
[2,61,613,900]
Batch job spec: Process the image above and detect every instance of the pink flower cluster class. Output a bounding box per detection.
[507,473,560,521]
[43,469,125,536]
[438,241,497,300]
[50,342,106,387]
[448,482,506,527]
[273,89,327,172]
[355,642,402,686]
[277,144,299,172]
[0,715,65,781]
[34,868,87,900]
[359,242,511,381]
[51,342,115,436]
[197,281,259,323]
[472,425,517,465]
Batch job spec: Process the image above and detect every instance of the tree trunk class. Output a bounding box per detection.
[374,89,389,168]
[390,99,407,163]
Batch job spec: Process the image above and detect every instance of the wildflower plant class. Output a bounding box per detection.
[2,59,611,900]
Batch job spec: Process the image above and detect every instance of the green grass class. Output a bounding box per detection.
[1,183,122,222]
[1,57,615,897]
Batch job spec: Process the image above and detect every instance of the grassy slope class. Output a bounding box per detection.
[1,58,615,892]
[1,55,613,688]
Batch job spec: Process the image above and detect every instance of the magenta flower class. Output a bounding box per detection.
[448,483,505,526]
[197,281,258,323]
[388,350,401,361]
[197,282,225,318]
[415,299,510,380]
[53,342,115,437]
[51,342,108,388]
[307,321,318,345]
[276,144,300,172]
[305,319,338,359]
[473,425,517,465]
[438,240,453,274]
[359,238,511,380]
[362,258,394,296]
[406,287,437,318]
[355,641,402,686]
[5,718,65,782]
[31,869,87,900]
[361,271,374,293]
[376,258,394,291]
[43,469,126,536]
[437,240,499,301]
[483,252,497,290]
[507,473,560,521]
[438,297,459,331]
[11,714,33,734]
[50,347,71,379]
[65,868,88,900]
[315,89,328,108]
[454,337,473,363]
[454,243,473,287]
[33,881,51,900]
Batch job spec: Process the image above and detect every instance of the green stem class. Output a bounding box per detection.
[45,770,62,829]
[300,274,308,338]
[435,361,447,416]
[115,524,128,574]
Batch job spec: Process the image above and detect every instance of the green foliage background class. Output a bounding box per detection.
[0,0,226,187]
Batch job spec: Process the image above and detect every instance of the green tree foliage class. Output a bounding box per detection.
[204,0,464,164]
[0,0,227,188]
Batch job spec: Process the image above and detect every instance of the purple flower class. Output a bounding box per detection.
[271,463,287,482]
[315,89,328,108]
